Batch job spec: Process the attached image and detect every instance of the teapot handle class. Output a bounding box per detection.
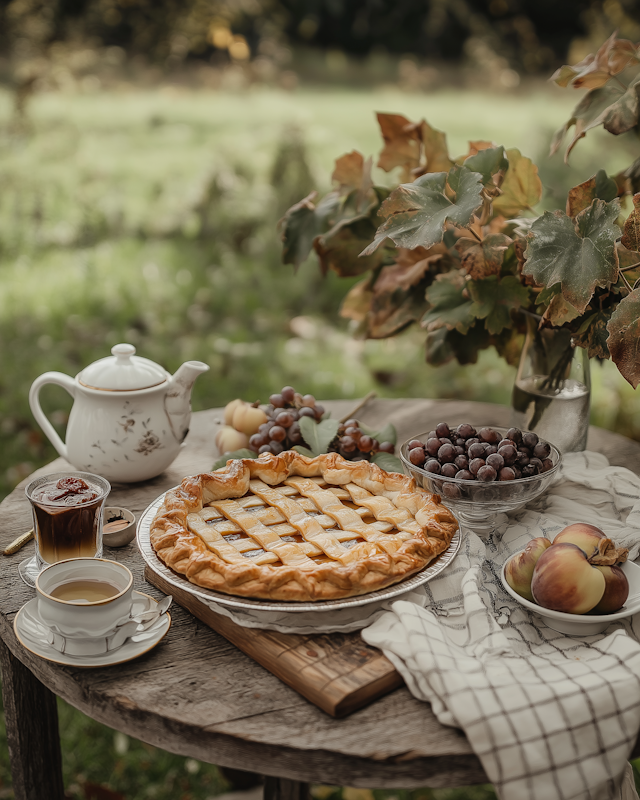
[29,372,77,461]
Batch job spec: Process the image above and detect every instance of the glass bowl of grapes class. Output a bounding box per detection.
[399,423,562,536]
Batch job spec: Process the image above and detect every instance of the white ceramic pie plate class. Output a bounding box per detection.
[137,490,462,613]
[500,555,640,635]
[14,592,171,667]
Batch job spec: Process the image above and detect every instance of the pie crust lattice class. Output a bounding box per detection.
[150,451,458,602]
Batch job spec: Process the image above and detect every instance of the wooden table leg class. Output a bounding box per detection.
[0,640,65,800]
[264,777,310,800]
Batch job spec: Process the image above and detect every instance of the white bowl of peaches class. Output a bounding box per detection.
[501,523,640,635]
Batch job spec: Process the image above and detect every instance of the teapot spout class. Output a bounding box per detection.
[165,361,210,444]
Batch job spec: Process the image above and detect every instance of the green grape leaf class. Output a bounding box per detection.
[425,322,491,366]
[606,288,640,387]
[212,449,257,470]
[566,170,618,217]
[621,193,640,251]
[523,200,621,313]
[297,417,340,456]
[574,309,614,359]
[456,233,511,280]
[371,452,404,474]
[422,273,475,334]
[463,146,508,186]
[468,276,530,335]
[292,445,315,458]
[492,149,542,217]
[536,284,561,308]
[361,166,483,256]
[280,190,341,271]
[358,421,397,445]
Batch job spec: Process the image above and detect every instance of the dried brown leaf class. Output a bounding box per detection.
[606,287,640,387]
[374,246,445,293]
[541,293,581,326]
[466,140,496,157]
[621,193,640,250]
[332,151,366,189]
[376,112,421,177]
[456,233,511,280]
[419,120,454,174]
[492,149,542,217]
[566,170,618,217]
[550,32,639,90]
[340,277,374,323]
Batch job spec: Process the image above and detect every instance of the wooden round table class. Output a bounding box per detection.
[2,398,640,800]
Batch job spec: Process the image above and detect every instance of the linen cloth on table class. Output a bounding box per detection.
[362,452,640,800]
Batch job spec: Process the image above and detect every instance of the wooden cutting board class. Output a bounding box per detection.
[144,565,403,718]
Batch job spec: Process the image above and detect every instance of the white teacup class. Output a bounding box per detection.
[36,558,134,639]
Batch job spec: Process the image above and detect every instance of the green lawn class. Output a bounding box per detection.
[1,80,640,798]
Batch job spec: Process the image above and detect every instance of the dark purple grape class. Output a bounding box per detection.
[302,394,316,407]
[477,464,497,482]
[269,393,285,408]
[469,458,485,476]
[314,404,325,420]
[288,425,302,444]
[468,442,486,460]
[258,422,273,435]
[276,411,294,428]
[438,437,452,447]
[424,459,441,474]
[281,386,295,404]
[426,438,441,457]
[258,443,272,454]
[478,427,501,444]
[516,451,530,466]
[455,454,469,470]
[542,458,554,472]
[522,431,538,449]
[442,483,462,498]
[465,437,480,449]
[529,457,543,472]
[408,439,424,450]
[438,444,456,463]
[513,466,522,479]
[454,445,465,456]
[456,469,474,481]
[486,453,504,471]
[340,436,357,453]
[454,437,466,448]
[409,447,426,466]
[519,446,531,458]
[270,425,286,442]
[533,441,551,460]
[249,433,267,450]
[359,435,374,453]
[456,423,476,439]
[379,442,395,454]
[499,467,516,481]
[270,441,284,455]
[299,407,315,418]
[485,444,498,456]
[345,426,362,439]
[427,430,437,440]
[441,463,457,478]
[343,419,358,428]
[521,464,536,477]
[435,422,450,439]
[506,427,523,445]
[498,444,517,465]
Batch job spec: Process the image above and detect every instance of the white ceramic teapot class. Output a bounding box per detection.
[29,344,209,482]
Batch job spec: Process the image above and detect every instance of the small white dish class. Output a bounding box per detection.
[501,555,640,635]
[103,507,136,548]
[14,592,171,667]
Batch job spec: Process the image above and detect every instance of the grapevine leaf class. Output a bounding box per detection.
[574,309,614,359]
[212,449,257,470]
[550,33,639,90]
[373,245,446,292]
[425,322,491,366]
[371,452,404,474]
[468,276,530,335]
[566,170,618,217]
[340,277,374,324]
[463,146,508,186]
[292,445,315,458]
[456,233,511,280]
[492,149,542,217]
[422,273,475,334]
[536,284,560,307]
[358,421,397,445]
[418,120,454,174]
[361,166,483,255]
[523,200,621,313]
[542,293,581,326]
[332,151,371,191]
[603,79,640,135]
[366,284,430,338]
[376,113,421,176]
[466,141,496,157]
[621,193,640,251]
[280,191,341,270]
[606,288,640,387]
[297,416,340,456]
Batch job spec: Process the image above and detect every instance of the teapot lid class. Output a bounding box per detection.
[78,344,169,391]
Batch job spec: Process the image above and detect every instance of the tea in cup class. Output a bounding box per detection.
[36,558,134,640]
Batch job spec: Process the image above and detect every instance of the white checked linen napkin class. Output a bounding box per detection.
[362,452,640,800]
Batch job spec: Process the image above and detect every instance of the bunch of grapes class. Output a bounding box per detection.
[407,422,553,483]
[330,419,395,462]
[248,386,325,456]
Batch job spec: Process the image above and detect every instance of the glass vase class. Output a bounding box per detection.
[511,313,591,453]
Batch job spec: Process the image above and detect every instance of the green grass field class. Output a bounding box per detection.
[1,80,640,798]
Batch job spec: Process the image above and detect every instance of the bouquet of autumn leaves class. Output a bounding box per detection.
[280,33,640,389]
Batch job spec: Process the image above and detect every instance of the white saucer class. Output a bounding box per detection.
[14,591,171,667]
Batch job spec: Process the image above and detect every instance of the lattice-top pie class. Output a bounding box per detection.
[150,451,457,602]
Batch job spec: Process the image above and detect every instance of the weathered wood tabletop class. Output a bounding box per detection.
[2,398,640,800]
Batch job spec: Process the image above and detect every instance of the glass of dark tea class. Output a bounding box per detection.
[20,472,111,587]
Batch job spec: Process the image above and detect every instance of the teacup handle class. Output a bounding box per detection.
[29,372,77,461]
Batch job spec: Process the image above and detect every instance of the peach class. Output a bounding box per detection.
[215,425,249,454]
[591,565,629,614]
[553,523,606,558]
[531,543,605,614]
[505,537,552,602]
[232,404,268,436]
[224,398,245,426]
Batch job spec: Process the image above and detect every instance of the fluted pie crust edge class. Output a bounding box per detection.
[149,451,458,602]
